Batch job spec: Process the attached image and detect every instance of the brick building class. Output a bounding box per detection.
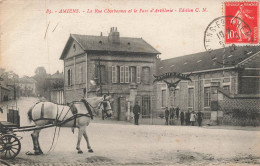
[60,27,160,120]
[156,46,260,125]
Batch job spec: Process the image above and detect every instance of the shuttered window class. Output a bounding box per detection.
[120,66,125,83]
[112,66,117,83]
[137,66,141,83]
[130,66,136,83]
[142,67,150,84]
[125,66,129,83]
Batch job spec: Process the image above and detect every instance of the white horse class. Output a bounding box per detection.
[27,95,113,155]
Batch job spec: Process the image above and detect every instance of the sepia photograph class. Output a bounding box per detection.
[0,0,260,165]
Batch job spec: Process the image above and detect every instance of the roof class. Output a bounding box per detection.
[158,46,260,74]
[60,34,160,59]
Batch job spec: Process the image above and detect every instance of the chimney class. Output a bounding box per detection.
[108,27,120,44]
[100,32,102,36]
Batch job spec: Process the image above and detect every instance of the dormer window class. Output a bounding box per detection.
[73,44,76,51]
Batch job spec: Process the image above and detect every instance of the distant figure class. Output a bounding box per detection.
[0,107,3,113]
[197,111,203,127]
[180,111,184,125]
[169,106,175,125]
[133,101,141,125]
[190,111,196,126]
[185,111,190,125]
[165,107,169,125]
[176,107,180,119]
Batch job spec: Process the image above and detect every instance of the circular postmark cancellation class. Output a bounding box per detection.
[204,16,252,54]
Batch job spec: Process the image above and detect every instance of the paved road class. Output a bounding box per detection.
[1,97,260,165]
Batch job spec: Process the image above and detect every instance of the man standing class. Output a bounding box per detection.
[197,111,203,127]
[133,101,141,125]
[175,107,180,119]
[169,106,175,125]
[180,111,184,125]
[185,111,190,126]
[165,107,169,125]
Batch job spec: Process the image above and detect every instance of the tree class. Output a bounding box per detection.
[33,67,48,96]
[34,67,47,76]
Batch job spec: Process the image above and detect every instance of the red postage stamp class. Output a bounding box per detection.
[225,2,259,44]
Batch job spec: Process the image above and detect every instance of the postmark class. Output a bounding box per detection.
[204,16,251,54]
[225,2,259,44]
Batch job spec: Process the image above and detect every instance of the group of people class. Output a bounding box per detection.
[132,101,203,127]
[165,107,203,126]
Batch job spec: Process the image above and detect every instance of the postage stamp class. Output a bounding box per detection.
[225,1,259,44]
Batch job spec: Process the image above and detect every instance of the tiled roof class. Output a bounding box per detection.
[60,34,160,59]
[158,46,260,74]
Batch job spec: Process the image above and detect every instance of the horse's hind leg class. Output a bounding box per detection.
[83,130,93,153]
[36,130,43,154]
[76,127,84,154]
[31,129,43,155]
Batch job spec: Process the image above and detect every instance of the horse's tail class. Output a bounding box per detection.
[28,103,37,122]
[27,106,33,122]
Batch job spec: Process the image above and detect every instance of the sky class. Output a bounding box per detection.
[0,0,226,77]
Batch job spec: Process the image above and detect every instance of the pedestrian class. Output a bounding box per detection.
[180,111,184,125]
[197,111,203,127]
[165,107,169,125]
[190,111,196,126]
[133,101,141,125]
[185,111,190,125]
[176,106,180,119]
[169,106,175,125]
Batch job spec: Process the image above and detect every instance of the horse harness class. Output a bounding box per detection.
[31,101,94,128]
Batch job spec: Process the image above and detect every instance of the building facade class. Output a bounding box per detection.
[60,27,160,120]
[156,46,260,124]
[18,76,36,97]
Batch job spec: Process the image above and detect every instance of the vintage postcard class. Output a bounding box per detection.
[0,0,260,165]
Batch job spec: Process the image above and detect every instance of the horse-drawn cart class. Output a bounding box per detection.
[0,96,113,160]
[0,108,22,159]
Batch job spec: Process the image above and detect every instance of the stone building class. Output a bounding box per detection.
[156,46,260,125]
[19,76,36,97]
[60,27,160,120]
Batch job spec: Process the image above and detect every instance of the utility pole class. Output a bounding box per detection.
[98,58,103,96]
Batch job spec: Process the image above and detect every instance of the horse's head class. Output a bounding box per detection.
[99,95,113,118]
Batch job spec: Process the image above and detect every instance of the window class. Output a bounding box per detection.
[78,66,83,83]
[137,66,141,83]
[67,69,72,86]
[204,87,211,107]
[188,88,194,108]
[161,89,166,107]
[120,66,125,83]
[142,67,150,84]
[125,66,129,83]
[112,66,117,83]
[130,66,136,83]
[96,65,107,84]
[223,85,230,92]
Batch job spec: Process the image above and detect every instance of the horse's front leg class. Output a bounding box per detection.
[83,130,93,153]
[76,127,84,154]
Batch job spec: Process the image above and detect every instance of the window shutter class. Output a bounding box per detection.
[137,66,141,83]
[120,66,125,83]
[125,66,129,83]
[112,66,116,83]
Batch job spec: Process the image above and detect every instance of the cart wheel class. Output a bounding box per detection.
[0,134,21,160]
